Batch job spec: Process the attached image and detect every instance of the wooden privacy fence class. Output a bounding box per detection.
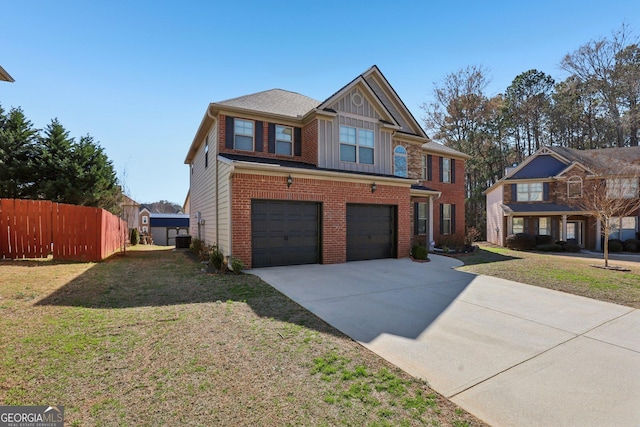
[0,198,127,262]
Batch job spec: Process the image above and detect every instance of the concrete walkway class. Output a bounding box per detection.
[251,256,640,426]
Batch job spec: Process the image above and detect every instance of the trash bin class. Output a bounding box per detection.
[175,235,192,249]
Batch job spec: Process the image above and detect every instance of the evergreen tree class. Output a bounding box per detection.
[0,106,39,198]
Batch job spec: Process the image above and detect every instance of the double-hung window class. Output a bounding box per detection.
[421,155,427,180]
[339,125,374,164]
[417,203,428,235]
[512,217,524,234]
[442,204,452,234]
[516,183,543,201]
[275,125,293,155]
[442,158,451,183]
[234,119,254,151]
[538,217,550,235]
[567,176,582,198]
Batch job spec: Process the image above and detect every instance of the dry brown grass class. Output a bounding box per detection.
[458,243,640,308]
[0,246,485,426]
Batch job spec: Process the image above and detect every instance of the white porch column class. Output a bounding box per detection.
[561,215,568,241]
[595,218,602,251]
[428,197,434,250]
[507,215,513,236]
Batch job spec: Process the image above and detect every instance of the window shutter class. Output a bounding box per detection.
[451,204,456,234]
[511,184,517,202]
[267,123,275,153]
[543,182,549,201]
[413,203,419,236]
[439,204,444,234]
[427,155,432,181]
[524,218,530,234]
[534,218,540,235]
[294,127,302,156]
[451,159,456,183]
[255,121,263,152]
[439,157,444,182]
[225,116,234,149]
[551,217,558,240]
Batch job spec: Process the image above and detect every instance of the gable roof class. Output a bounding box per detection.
[216,89,321,118]
[421,141,471,160]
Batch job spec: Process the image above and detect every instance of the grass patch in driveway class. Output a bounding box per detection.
[458,243,640,308]
[0,245,485,426]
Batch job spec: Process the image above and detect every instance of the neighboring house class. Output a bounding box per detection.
[0,65,14,82]
[183,191,190,215]
[138,206,151,235]
[184,65,469,269]
[486,146,640,250]
[120,194,140,233]
[150,213,190,246]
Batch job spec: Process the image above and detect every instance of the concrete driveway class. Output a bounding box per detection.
[251,255,640,427]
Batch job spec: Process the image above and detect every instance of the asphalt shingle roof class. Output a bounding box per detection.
[550,146,640,174]
[217,89,321,118]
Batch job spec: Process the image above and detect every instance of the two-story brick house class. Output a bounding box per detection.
[486,146,640,250]
[184,66,468,268]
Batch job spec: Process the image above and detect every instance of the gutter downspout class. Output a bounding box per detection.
[227,164,235,262]
[206,107,219,249]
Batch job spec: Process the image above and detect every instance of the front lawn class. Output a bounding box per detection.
[458,243,640,308]
[0,246,484,426]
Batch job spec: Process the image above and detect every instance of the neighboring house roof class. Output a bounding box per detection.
[217,89,321,118]
[502,203,584,214]
[0,65,14,82]
[121,194,140,207]
[508,154,567,179]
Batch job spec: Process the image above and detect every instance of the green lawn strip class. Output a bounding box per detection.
[0,248,485,426]
[458,244,640,308]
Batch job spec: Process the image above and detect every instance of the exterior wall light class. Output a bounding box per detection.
[371,182,377,193]
[287,175,293,188]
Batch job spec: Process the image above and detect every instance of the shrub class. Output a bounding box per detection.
[189,238,203,256]
[210,249,224,270]
[564,243,581,253]
[129,228,140,245]
[624,239,640,252]
[465,227,482,246]
[535,235,554,245]
[608,239,624,253]
[411,244,428,260]
[230,257,244,274]
[535,244,563,252]
[505,233,536,250]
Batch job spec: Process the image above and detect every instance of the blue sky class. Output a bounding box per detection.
[2,1,638,205]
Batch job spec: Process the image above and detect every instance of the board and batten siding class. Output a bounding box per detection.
[364,74,413,133]
[189,123,218,245]
[317,88,393,175]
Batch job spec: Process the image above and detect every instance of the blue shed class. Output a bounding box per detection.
[150,214,190,246]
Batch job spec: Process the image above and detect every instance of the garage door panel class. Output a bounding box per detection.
[252,200,320,268]
[347,204,396,262]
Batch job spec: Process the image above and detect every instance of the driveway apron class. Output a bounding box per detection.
[251,256,640,427]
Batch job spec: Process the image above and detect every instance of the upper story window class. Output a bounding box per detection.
[234,119,254,151]
[142,216,148,224]
[421,155,427,180]
[394,146,407,177]
[275,125,293,155]
[339,125,374,164]
[607,178,639,199]
[517,183,543,202]
[442,158,451,183]
[567,176,582,198]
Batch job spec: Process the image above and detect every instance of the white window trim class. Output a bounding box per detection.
[442,158,451,183]
[417,202,428,235]
[517,183,543,202]
[275,125,293,156]
[567,176,582,198]
[421,155,427,180]
[394,146,407,178]
[234,118,254,151]
[607,177,639,199]
[339,125,375,165]
[442,203,452,235]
